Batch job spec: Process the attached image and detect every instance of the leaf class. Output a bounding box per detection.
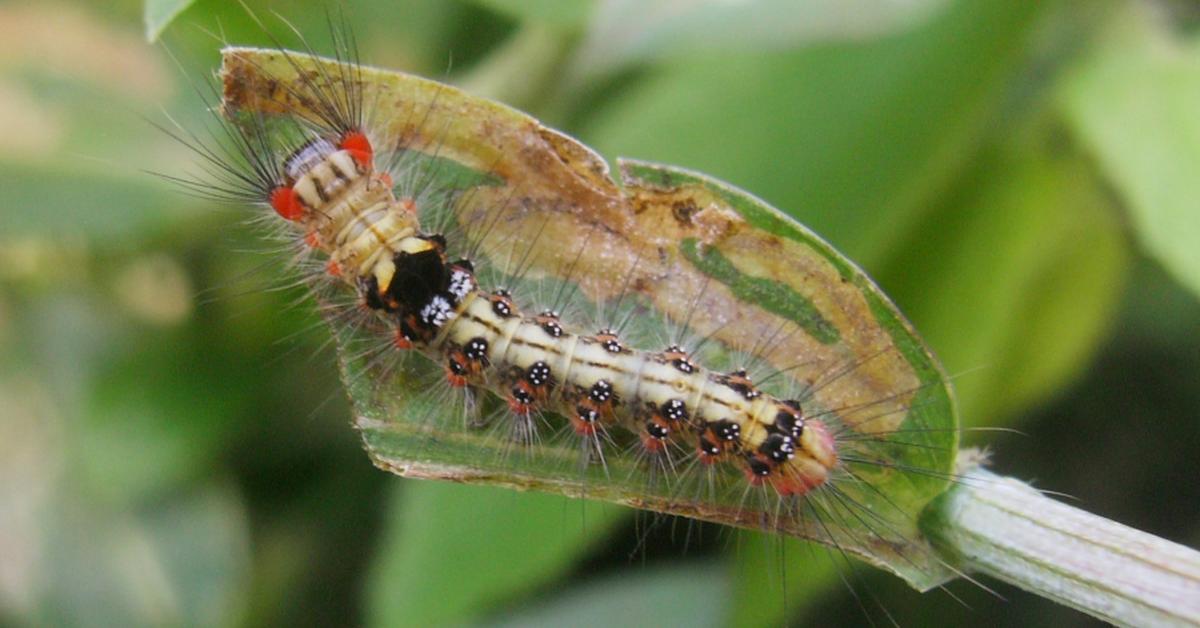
[486,561,730,628]
[367,481,627,627]
[878,130,1129,427]
[727,534,841,628]
[578,0,1050,270]
[1060,8,1200,299]
[221,48,958,588]
[572,0,953,78]
[473,0,595,28]
[144,0,196,42]
[39,485,251,627]
[0,163,192,241]
[80,331,253,506]
[0,4,195,242]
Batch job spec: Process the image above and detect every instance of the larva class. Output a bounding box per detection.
[268,63,837,500]
[171,24,959,589]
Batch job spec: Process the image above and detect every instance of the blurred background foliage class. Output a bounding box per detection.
[1,0,1197,625]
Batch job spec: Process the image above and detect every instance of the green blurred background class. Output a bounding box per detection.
[1,0,1197,625]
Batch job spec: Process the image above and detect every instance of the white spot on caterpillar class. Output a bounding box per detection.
[421,296,453,327]
[449,269,473,300]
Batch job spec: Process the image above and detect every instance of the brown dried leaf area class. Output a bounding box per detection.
[221,48,921,437]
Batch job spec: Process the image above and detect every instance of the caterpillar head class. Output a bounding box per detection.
[270,130,375,221]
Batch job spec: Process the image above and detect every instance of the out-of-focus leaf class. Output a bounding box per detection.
[224,48,957,588]
[0,371,248,626]
[879,132,1128,426]
[0,3,200,244]
[0,292,252,627]
[38,484,249,627]
[727,534,840,628]
[0,164,191,243]
[0,3,171,106]
[144,0,196,42]
[487,561,729,628]
[1060,8,1200,299]
[79,336,251,506]
[474,0,594,27]
[130,486,251,626]
[367,481,626,627]
[579,0,1049,270]
[573,0,952,77]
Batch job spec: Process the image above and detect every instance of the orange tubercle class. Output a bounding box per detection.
[269,186,304,221]
[640,433,666,453]
[444,368,468,388]
[741,466,767,487]
[507,397,530,416]
[340,131,373,169]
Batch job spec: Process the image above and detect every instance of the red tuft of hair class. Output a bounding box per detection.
[340,131,373,169]
[269,186,304,221]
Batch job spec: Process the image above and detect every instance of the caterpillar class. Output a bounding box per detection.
[166,17,960,594]
[264,97,841,498]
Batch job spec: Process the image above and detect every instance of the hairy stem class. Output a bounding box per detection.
[925,466,1200,627]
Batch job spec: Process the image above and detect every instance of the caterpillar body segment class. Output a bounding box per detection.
[271,126,839,498]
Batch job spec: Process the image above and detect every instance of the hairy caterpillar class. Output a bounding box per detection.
[165,16,961,600]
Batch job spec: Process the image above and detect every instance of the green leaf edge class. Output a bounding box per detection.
[143,0,197,42]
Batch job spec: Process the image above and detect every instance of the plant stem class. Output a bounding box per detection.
[925,466,1200,627]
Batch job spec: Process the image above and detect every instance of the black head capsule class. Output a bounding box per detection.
[386,241,454,326]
